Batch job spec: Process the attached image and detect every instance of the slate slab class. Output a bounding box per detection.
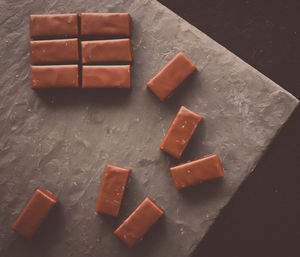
[0,0,298,256]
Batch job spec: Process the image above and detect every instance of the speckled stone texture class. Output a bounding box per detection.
[0,0,298,257]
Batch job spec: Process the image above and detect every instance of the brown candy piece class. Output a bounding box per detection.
[29,14,78,38]
[170,154,224,190]
[114,198,164,248]
[11,189,58,239]
[160,106,202,159]
[95,164,131,217]
[80,13,132,37]
[30,65,79,89]
[146,52,197,101]
[82,65,131,88]
[81,39,132,64]
[30,39,79,64]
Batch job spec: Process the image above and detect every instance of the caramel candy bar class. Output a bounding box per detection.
[29,14,78,38]
[80,13,132,37]
[114,198,164,248]
[160,106,202,159]
[95,164,131,217]
[30,39,79,64]
[146,52,197,101]
[12,189,58,239]
[30,65,79,88]
[170,154,224,190]
[82,65,131,88]
[81,39,132,64]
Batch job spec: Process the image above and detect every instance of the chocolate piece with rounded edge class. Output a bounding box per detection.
[160,106,202,159]
[82,65,131,88]
[95,164,131,217]
[170,154,224,190]
[30,65,79,89]
[30,39,79,64]
[146,52,197,101]
[29,14,78,38]
[81,39,133,64]
[80,13,132,37]
[11,188,58,240]
[114,198,164,248]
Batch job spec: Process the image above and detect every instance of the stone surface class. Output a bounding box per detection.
[0,0,298,257]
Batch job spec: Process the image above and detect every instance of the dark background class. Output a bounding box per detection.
[157,1,300,256]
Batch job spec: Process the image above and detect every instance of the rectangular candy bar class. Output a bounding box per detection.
[29,14,78,38]
[80,13,132,37]
[114,198,164,248]
[160,106,202,159]
[81,39,132,64]
[30,39,79,64]
[170,154,224,190]
[30,65,79,89]
[82,65,131,88]
[95,164,131,217]
[146,52,197,101]
[12,188,58,239]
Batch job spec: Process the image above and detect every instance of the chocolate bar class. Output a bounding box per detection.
[82,65,131,88]
[81,39,132,64]
[146,52,197,101]
[95,164,131,217]
[170,154,224,190]
[30,65,79,88]
[160,106,202,159]
[29,14,78,38]
[30,38,79,64]
[11,188,58,239]
[114,198,164,248]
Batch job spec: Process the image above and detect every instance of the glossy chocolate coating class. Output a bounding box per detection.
[146,52,197,101]
[30,65,79,88]
[81,39,132,64]
[80,13,132,37]
[11,189,58,239]
[30,39,79,64]
[82,65,131,88]
[170,154,224,190]
[95,164,131,217]
[29,14,78,38]
[160,106,202,159]
[114,198,164,248]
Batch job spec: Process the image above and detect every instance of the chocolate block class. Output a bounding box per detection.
[29,14,78,38]
[30,65,79,88]
[11,189,58,239]
[146,52,197,101]
[30,39,79,64]
[114,198,164,248]
[81,39,132,64]
[82,65,131,88]
[95,164,131,217]
[80,13,132,37]
[170,154,224,190]
[160,106,202,159]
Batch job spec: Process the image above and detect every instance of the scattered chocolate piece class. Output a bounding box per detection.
[160,106,202,159]
[95,164,131,217]
[146,52,197,101]
[114,198,164,248]
[81,39,132,64]
[170,154,224,190]
[82,65,131,88]
[30,65,79,88]
[30,39,79,64]
[29,14,78,38]
[80,13,132,37]
[11,189,58,240]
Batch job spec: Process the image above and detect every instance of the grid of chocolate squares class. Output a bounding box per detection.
[13,13,224,248]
